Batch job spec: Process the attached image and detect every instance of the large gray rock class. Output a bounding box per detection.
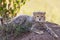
[15,22,60,40]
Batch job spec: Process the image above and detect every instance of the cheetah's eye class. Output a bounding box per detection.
[35,17,36,18]
[41,16,43,17]
[37,16,39,17]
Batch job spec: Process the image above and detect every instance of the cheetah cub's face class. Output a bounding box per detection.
[33,12,46,22]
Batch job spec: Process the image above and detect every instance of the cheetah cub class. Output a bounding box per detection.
[31,12,58,38]
[31,12,46,34]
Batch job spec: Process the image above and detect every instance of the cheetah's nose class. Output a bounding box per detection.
[39,19,41,21]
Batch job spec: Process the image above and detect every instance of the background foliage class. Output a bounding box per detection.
[0,0,28,22]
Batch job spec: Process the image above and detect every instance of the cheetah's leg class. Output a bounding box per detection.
[44,24,58,38]
[31,24,44,34]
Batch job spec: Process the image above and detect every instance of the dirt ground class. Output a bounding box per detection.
[11,22,60,40]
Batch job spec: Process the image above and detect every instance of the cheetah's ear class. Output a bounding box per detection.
[33,12,36,16]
